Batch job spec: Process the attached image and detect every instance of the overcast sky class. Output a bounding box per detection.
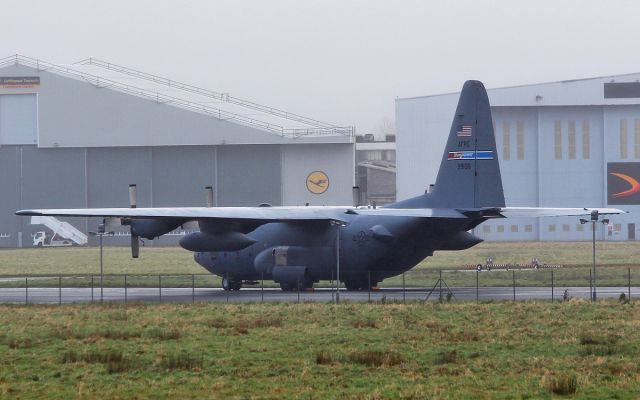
[3,0,640,134]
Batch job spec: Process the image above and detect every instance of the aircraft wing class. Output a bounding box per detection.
[499,207,626,218]
[17,206,626,221]
[15,206,350,223]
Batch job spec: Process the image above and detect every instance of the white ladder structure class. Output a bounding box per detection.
[30,216,88,245]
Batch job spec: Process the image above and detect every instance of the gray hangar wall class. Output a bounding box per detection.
[0,63,354,248]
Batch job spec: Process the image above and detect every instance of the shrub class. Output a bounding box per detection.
[159,352,202,371]
[351,318,378,329]
[579,345,620,357]
[143,327,181,340]
[206,318,228,329]
[543,373,577,395]
[7,337,35,349]
[619,293,629,304]
[108,310,129,321]
[54,327,140,341]
[100,329,141,340]
[347,350,404,367]
[206,316,282,333]
[315,351,334,365]
[105,359,133,374]
[434,350,458,365]
[60,348,124,364]
[579,332,619,346]
[579,332,621,356]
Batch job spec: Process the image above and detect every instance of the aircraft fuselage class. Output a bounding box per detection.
[194,211,479,289]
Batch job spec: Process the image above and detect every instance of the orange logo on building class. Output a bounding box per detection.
[306,171,329,194]
[610,172,640,198]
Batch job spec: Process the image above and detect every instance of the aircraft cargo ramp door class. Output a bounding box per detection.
[30,216,88,246]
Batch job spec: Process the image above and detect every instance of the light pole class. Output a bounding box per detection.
[89,223,114,303]
[580,211,609,302]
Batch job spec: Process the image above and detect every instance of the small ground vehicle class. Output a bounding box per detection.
[32,231,73,247]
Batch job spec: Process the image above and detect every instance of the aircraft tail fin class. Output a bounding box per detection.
[392,80,505,209]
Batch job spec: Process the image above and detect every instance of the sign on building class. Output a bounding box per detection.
[607,162,640,205]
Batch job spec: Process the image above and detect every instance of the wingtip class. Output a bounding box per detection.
[15,210,39,216]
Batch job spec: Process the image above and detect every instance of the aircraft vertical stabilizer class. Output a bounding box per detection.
[391,80,505,209]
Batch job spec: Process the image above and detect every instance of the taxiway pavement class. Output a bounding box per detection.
[0,286,637,304]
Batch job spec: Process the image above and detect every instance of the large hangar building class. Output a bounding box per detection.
[397,75,640,241]
[0,55,354,248]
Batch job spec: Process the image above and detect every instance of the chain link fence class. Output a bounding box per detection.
[0,267,638,304]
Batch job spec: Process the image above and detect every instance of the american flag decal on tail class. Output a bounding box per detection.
[457,125,472,137]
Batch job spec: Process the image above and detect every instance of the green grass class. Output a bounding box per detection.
[422,241,640,270]
[0,242,639,289]
[0,246,200,275]
[0,301,639,398]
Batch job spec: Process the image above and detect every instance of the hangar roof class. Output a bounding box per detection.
[398,73,640,107]
[0,54,354,138]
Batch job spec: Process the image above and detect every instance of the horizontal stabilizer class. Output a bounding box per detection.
[499,207,626,218]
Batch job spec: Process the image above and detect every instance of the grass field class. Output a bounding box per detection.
[0,301,638,399]
[0,242,639,289]
[1,241,638,275]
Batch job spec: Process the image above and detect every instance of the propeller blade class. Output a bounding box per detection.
[129,184,137,208]
[129,184,138,258]
[205,186,214,207]
[131,234,140,258]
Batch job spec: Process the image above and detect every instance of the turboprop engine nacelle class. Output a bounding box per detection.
[127,219,185,240]
[179,231,256,252]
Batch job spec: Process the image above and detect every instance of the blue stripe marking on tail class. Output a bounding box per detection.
[447,150,495,160]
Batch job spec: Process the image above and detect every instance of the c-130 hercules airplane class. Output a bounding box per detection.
[17,81,624,291]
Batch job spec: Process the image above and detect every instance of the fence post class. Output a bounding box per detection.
[629,268,631,300]
[25,277,28,305]
[331,269,335,304]
[367,271,371,304]
[512,270,515,302]
[297,278,301,304]
[261,272,264,304]
[159,275,162,303]
[59,275,62,305]
[476,270,479,303]
[91,275,94,304]
[589,269,593,301]
[439,270,443,302]
[226,273,229,304]
[551,270,554,303]
[402,272,406,304]
[192,274,195,304]
[124,275,128,305]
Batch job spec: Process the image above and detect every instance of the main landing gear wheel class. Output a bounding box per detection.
[279,280,314,292]
[344,279,374,291]
[222,277,242,291]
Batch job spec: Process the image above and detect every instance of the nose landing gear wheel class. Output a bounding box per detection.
[222,277,242,291]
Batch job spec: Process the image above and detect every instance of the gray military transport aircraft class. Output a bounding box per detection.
[16,81,624,291]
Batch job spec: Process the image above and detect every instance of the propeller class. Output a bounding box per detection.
[128,184,140,258]
[352,186,360,207]
[205,186,214,208]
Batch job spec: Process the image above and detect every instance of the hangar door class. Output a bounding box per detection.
[0,94,37,145]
